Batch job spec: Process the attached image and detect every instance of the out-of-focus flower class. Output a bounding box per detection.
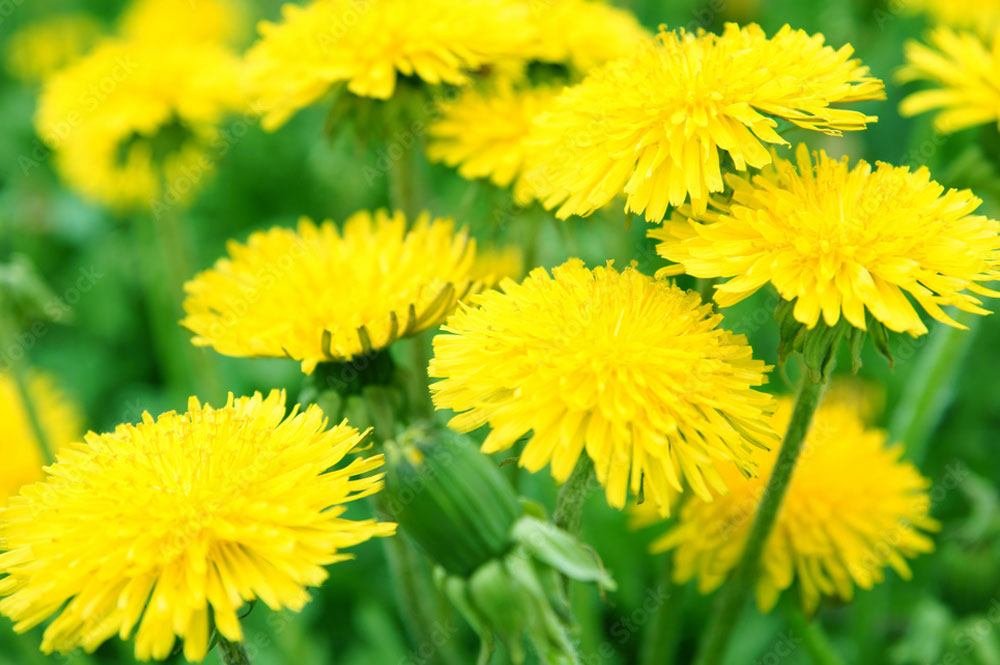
[902,0,1000,36]
[246,0,537,130]
[653,144,1000,336]
[898,27,1000,133]
[0,391,393,661]
[0,372,82,505]
[525,0,650,74]
[429,259,777,515]
[525,23,883,221]
[655,396,938,612]
[428,83,558,203]
[182,210,480,374]
[3,14,101,82]
[118,0,249,46]
[469,244,526,286]
[35,39,245,211]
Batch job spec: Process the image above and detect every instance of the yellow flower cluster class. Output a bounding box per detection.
[526,23,884,221]
[118,0,248,46]
[0,391,393,661]
[656,396,938,611]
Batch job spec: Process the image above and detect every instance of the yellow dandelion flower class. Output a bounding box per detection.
[0,390,394,661]
[118,0,249,47]
[469,244,525,286]
[654,397,938,612]
[3,14,101,82]
[527,0,651,74]
[428,259,778,514]
[428,83,558,203]
[1,372,82,505]
[898,27,1000,133]
[182,210,480,374]
[653,144,1000,336]
[902,0,1000,35]
[525,23,884,221]
[246,0,536,130]
[35,39,245,210]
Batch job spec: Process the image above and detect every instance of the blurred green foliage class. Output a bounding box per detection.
[2,0,999,664]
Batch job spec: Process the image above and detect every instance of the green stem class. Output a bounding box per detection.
[553,455,594,535]
[696,277,717,304]
[2,318,54,465]
[889,310,979,465]
[783,603,847,665]
[217,636,252,665]
[388,138,420,219]
[639,555,683,665]
[693,373,827,665]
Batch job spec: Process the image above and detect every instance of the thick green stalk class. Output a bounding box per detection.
[693,373,827,665]
[889,310,979,464]
[553,455,594,535]
[783,603,847,665]
[217,637,252,665]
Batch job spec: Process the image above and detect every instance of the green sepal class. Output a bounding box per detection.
[469,559,527,664]
[774,297,894,379]
[512,516,616,590]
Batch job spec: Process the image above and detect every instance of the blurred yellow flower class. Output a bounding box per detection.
[429,259,777,515]
[898,27,1000,133]
[653,144,1000,336]
[526,23,883,221]
[3,14,101,82]
[35,39,245,211]
[183,210,480,374]
[428,83,558,203]
[655,396,938,612]
[0,372,82,505]
[246,0,537,130]
[526,0,650,74]
[0,391,393,661]
[118,0,249,46]
[469,244,525,285]
[903,0,1000,35]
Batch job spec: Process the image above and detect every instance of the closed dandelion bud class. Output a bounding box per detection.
[383,427,522,576]
[386,426,615,664]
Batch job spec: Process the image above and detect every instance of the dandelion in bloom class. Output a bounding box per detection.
[428,83,559,204]
[429,259,777,515]
[653,144,1000,336]
[35,39,245,210]
[0,372,82,505]
[3,14,100,82]
[246,0,536,130]
[655,396,938,612]
[118,0,248,46]
[525,0,650,75]
[525,23,884,221]
[183,210,480,374]
[0,391,393,661]
[898,27,1000,133]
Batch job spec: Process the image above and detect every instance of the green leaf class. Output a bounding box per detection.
[511,516,616,590]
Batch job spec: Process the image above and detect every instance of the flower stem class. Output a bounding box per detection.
[692,372,826,665]
[217,637,252,665]
[783,603,847,665]
[889,310,979,465]
[1,317,55,465]
[553,455,594,535]
[639,555,683,665]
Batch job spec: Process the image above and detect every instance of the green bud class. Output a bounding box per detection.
[383,427,522,576]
